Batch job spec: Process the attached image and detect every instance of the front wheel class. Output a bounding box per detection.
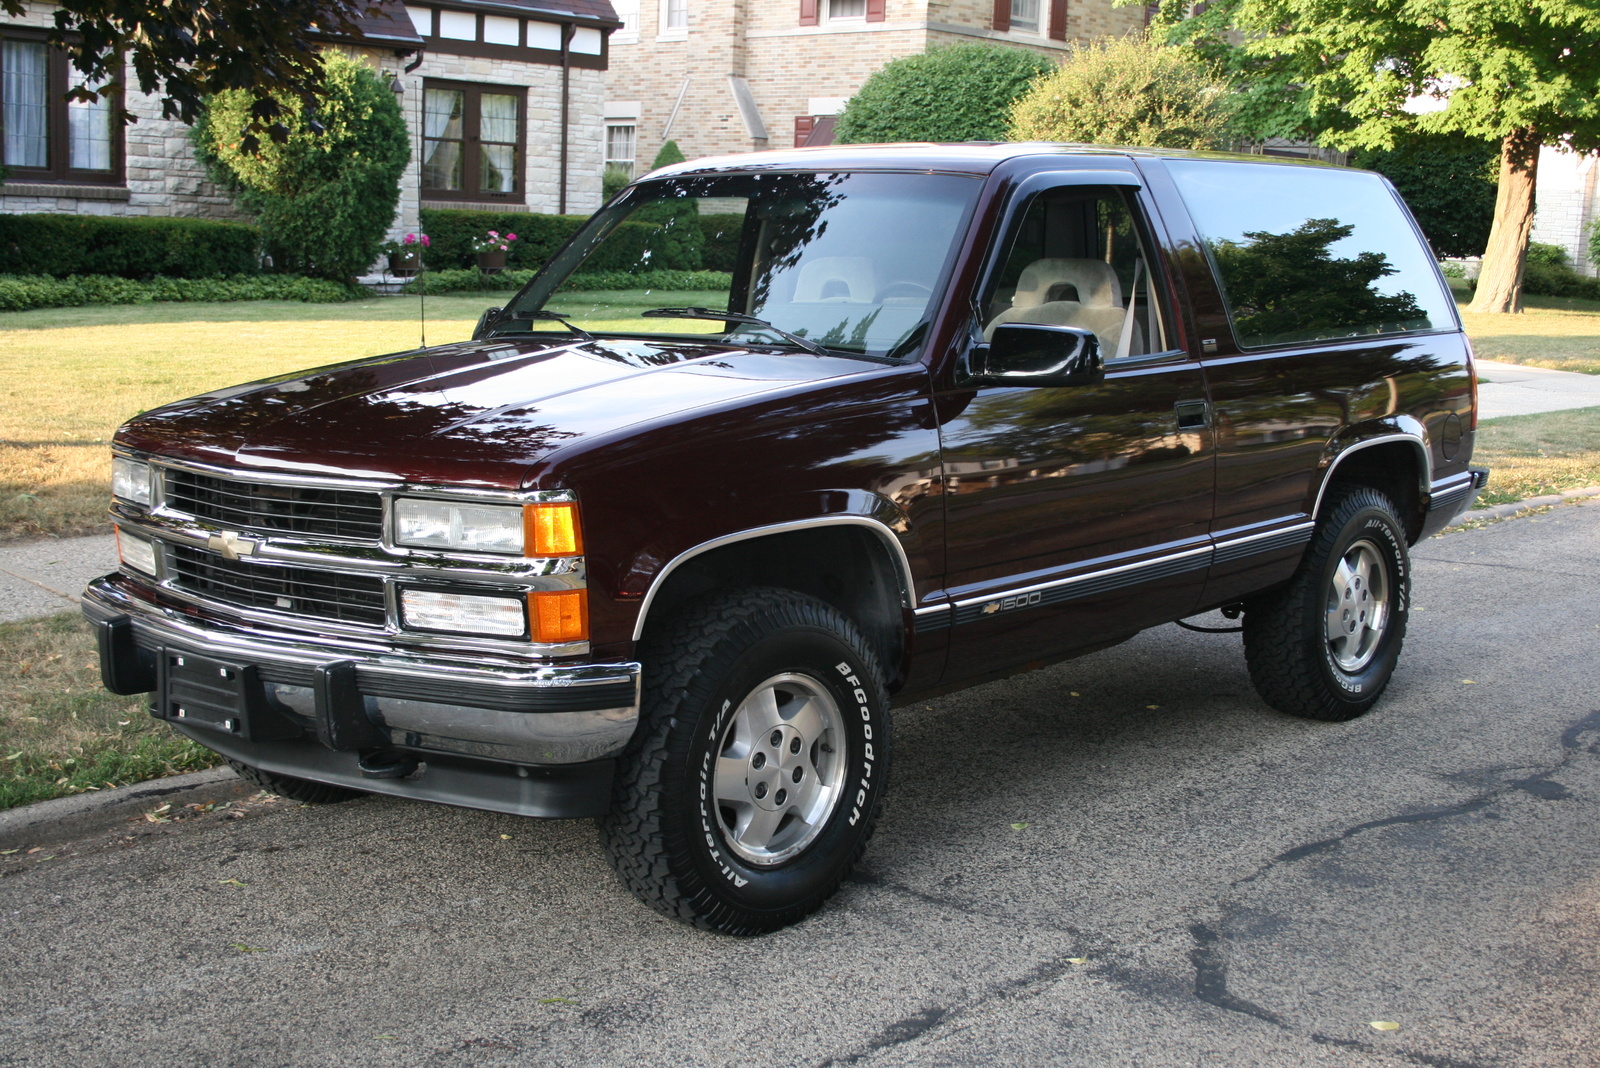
[599,588,891,934]
[1243,489,1411,721]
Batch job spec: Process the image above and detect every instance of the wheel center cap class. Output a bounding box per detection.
[751,725,803,811]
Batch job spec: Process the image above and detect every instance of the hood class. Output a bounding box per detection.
[115,336,881,489]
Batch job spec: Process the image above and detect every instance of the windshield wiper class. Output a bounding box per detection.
[640,306,830,357]
[501,309,595,343]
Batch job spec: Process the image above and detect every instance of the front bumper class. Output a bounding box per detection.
[84,575,640,818]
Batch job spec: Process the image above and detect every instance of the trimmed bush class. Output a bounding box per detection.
[835,44,1057,144]
[1520,243,1600,300]
[1351,135,1499,259]
[0,214,260,279]
[421,209,703,273]
[400,268,731,296]
[0,273,364,312]
[699,214,745,272]
[1008,34,1235,150]
[196,54,409,283]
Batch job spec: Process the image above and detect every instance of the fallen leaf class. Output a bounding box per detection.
[117,720,131,726]
[219,878,248,888]
[1067,957,1089,965]
[1370,1021,1400,1032]
[26,848,41,855]
[1146,704,1160,710]
[1010,822,1029,831]
[231,943,266,953]
[1070,692,1081,697]
[500,834,512,840]
[1461,679,1476,685]
[0,848,18,855]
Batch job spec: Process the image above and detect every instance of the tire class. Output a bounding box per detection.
[1243,488,1410,721]
[227,760,365,804]
[599,587,891,934]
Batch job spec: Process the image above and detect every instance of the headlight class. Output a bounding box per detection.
[115,526,158,577]
[400,588,527,637]
[394,498,524,554]
[111,457,152,506]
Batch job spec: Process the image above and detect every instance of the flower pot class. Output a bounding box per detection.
[476,250,508,273]
[388,251,422,276]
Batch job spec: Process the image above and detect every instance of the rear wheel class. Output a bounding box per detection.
[227,760,365,804]
[600,587,890,934]
[1243,488,1410,721]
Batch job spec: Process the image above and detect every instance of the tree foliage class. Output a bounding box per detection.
[196,54,408,283]
[1350,135,1500,258]
[1143,0,1600,312]
[0,0,383,152]
[835,44,1057,144]
[1007,34,1235,150]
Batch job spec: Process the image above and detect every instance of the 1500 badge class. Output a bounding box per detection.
[982,590,1043,615]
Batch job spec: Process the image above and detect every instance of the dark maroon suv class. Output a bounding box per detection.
[86,144,1485,933]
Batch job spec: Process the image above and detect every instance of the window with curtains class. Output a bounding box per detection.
[826,0,866,17]
[421,80,525,201]
[1009,0,1040,32]
[604,123,635,176]
[0,31,119,183]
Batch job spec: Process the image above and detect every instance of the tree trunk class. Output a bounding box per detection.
[1469,128,1541,314]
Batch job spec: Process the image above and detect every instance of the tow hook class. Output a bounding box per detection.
[358,749,421,780]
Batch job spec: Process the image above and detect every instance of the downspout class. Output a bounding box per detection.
[560,23,571,215]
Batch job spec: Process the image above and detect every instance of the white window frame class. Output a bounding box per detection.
[604,122,637,177]
[659,0,687,37]
[824,0,867,21]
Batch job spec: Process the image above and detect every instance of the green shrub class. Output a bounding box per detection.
[602,164,633,201]
[196,54,409,283]
[699,214,745,272]
[1351,135,1499,259]
[629,140,704,269]
[836,44,1057,143]
[1520,243,1600,299]
[400,267,731,296]
[0,214,260,279]
[1008,34,1234,150]
[0,273,364,311]
[421,209,702,273]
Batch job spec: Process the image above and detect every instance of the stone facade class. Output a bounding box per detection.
[1,0,611,254]
[604,0,1146,173]
[1531,146,1599,276]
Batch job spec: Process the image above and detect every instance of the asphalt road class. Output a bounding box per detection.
[3,501,1598,1068]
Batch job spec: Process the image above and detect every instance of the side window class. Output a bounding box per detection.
[1165,160,1454,349]
[981,186,1169,359]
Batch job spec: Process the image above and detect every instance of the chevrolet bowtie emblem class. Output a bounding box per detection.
[207,530,259,561]
[982,602,1000,615]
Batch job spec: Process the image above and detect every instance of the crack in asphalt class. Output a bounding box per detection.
[1181,708,1600,1067]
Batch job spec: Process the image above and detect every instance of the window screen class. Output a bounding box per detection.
[1166,160,1454,349]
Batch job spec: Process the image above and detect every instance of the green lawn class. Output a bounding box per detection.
[1457,295,1600,374]
[1471,405,1600,506]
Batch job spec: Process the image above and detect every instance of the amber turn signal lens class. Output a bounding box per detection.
[529,589,588,643]
[524,502,583,556]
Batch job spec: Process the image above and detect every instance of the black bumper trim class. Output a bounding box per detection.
[181,725,616,819]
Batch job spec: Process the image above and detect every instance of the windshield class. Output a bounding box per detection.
[497,171,982,359]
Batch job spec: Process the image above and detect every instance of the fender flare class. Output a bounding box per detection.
[629,515,916,643]
[1311,430,1431,522]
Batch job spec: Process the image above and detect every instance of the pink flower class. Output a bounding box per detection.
[505,233,518,242]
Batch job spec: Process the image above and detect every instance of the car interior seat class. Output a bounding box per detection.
[985,257,1141,356]
[793,257,877,303]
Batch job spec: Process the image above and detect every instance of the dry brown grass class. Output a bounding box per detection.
[1470,405,1600,506]
[1459,295,1600,374]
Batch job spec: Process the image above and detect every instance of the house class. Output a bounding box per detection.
[600,0,1150,176]
[0,0,619,247]
[1531,147,1598,276]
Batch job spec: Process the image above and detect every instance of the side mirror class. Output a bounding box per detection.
[973,323,1104,387]
[472,306,504,341]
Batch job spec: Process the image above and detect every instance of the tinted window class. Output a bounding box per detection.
[1166,160,1454,349]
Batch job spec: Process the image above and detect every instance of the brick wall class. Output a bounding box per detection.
[606,0,1145,170]
[1531,147,1599,276]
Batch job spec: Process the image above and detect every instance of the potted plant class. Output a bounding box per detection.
[472,230,518,273]
[382,233,429,276]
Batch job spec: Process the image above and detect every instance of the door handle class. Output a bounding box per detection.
[1175,400,1210,430]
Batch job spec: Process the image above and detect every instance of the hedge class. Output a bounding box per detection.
[0,274,365,312]
[0,214,261,279]
[400,268,731,296]
[420,208,711,274]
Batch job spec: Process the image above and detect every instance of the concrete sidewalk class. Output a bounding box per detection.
[1475,359,1600,418]
[2,359,1594,625]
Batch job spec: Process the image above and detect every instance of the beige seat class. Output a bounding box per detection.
[986,257,1134,355]
[793,256,876,303]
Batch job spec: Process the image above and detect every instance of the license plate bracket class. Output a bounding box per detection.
[155,650,300,742]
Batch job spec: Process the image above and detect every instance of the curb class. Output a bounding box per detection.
[1450,485,1600,525]
[0,765,253,849]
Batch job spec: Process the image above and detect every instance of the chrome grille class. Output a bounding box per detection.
[169,544,387,627]
[163,469,384,541]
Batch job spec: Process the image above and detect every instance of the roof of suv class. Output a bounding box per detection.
[648,142,1335,181]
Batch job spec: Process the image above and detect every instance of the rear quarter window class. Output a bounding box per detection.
[1165,160,1455,349]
